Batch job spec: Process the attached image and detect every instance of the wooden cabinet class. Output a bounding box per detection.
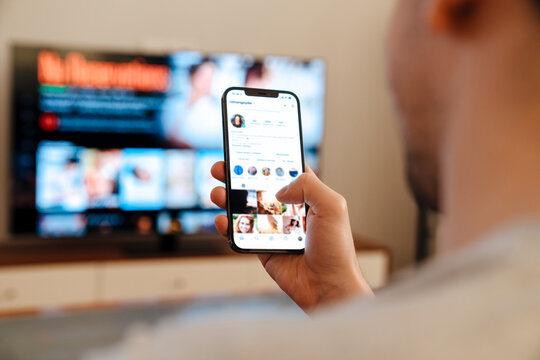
[0,248,389,315]
[0,264,96,312]
[97,256,279,303]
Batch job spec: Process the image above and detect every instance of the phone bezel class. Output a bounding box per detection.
[221,86,306,254]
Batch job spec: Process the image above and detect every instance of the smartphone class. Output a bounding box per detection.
[221,87,307,254]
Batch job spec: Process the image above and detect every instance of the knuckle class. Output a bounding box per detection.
[296,172,309,183]
[286,173,308,191]
[297,172,314,186]
[334,194,348,212]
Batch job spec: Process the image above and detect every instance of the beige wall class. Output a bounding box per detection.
[0,0,417,269]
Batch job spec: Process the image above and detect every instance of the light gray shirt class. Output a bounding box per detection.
[85,219,540,360]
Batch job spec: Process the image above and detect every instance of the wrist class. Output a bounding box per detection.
[307,269,374,313]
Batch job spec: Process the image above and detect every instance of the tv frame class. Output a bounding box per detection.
[6,43,328,247]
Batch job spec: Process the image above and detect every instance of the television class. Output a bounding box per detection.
[10,45,326,240]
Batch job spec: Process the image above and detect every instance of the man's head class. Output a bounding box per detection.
[386,0,540,212]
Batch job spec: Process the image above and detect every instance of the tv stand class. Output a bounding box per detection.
[158,233,180,253]
[0,235,390,317]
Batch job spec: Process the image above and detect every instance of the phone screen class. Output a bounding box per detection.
[222,88,306,252]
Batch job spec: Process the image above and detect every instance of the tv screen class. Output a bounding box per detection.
[10,46,326,238]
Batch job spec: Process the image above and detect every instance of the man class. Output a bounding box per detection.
[89,0,540,358]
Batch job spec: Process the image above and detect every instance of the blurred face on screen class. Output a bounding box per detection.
[190,61,216,97]
[244,62,270,89]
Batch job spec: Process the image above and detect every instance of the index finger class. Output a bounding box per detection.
[211,161,226,183]
[275,172,344,215]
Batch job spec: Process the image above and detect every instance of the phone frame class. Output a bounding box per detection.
[221,86,306,254]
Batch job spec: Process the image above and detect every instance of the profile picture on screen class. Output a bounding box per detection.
[231,114,245,128]
[248,166,257,176]
[234,214,256,234]
[289,168,299,178]
[233,165,244,175]
[283,216,302,235]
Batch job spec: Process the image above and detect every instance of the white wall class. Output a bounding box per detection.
[0,0,417,269]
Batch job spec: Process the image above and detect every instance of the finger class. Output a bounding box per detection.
[258,254,271,267]
[275,172,345,214]
[214,214,228,237]
[305,164,315,175]
[211,161,226,183]
[210,186,227,210]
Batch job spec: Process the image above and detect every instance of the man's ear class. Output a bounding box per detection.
[426,0,480,34]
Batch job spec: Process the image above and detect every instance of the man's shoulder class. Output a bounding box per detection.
[317,217,540,359]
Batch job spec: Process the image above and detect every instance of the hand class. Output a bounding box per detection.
[210,162,373,312]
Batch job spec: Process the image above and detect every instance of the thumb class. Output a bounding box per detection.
[276,172,345,215]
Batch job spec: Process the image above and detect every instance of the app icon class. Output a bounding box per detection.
[289,168,299,177]
[234,165,243,175]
